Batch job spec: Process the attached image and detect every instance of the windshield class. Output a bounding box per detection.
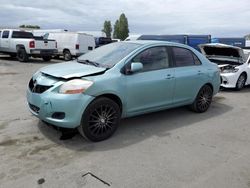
[78,42,141,68]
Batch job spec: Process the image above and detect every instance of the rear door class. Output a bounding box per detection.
[1,30,10,51]
[124,46,175,115]
[171,46,206,105]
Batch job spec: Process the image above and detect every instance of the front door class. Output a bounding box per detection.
[124,46,175,116]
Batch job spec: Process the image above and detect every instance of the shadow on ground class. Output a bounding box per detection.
[219,85,250,93]
[0,55,62,64]
[38,96,233,152]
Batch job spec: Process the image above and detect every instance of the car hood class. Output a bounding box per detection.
[199,43,245,63]
[39,61,106,79]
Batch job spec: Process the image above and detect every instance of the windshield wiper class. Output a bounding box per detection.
[77,59,100,67]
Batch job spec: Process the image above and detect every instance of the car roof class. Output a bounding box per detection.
[123,40,191,49]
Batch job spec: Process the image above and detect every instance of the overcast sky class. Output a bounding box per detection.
[0,0,249,37]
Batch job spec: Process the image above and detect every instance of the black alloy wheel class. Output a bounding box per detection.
[78,97,121,142]
[190,85,213,113]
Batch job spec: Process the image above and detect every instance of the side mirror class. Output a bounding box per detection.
[130,62,143,73]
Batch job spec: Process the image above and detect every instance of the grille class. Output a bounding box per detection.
[29,79,52,94]
[29,103,40,113]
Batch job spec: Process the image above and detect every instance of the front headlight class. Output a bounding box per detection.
[221,68,239,73]
[59,79,93,94]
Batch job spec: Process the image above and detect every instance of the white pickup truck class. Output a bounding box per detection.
[0,29,58,62]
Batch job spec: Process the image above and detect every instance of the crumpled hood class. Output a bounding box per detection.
[199,43,245,62]
[40,61,106,79]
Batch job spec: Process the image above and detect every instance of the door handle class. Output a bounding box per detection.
[165,74,174,79]
[197,70,204,75]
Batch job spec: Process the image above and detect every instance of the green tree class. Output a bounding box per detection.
[19,25,40,29]
[102,20,112,38]
[112,13,129,40]
[118,13,129,40]
[113,20,120,39]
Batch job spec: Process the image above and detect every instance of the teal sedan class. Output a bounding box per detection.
[27,41,220,141]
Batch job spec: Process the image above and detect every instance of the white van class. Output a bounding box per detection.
[44,32,95,61]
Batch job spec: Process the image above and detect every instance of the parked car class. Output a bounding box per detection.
[0,29,57,62]
[27,41,220,141]
[95,37,113,48]
[199,43,250,90]
[43,32,95,61]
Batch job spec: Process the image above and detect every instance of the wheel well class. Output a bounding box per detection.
[96,94,123,113]
[241,72,247,79]
[204,83,213,92]
[16,45,25,51]
[63,49,70,53]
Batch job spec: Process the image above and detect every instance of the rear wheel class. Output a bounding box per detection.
[235,73,246,91]
[190,85,213,113]
[42,56,52,61]
[78,97,121,142]
[63,50,72,61]
[17,48,29,62]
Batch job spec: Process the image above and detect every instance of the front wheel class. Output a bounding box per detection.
[78,97,121,142]
[190,85,213,113]
[235,74,246,91]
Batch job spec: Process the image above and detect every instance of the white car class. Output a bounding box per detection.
[199,43,250,90]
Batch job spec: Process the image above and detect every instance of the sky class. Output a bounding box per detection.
[0,0,249,37]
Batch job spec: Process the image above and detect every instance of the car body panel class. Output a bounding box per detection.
[27,41,220,129]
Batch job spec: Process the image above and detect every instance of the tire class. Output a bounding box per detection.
[78,97,121,142]
[235,73,246,91]
[63,50,72,61]
[42,56,52,61]
[17,48,29,62]
[190,85,213,113]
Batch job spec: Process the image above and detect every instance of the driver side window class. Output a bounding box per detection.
[131,46,170,72]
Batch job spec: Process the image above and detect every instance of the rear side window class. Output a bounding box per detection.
[12,31,33,39]
[172,47,200,67]
[2,31,9,38]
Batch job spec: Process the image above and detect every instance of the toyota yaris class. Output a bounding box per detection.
[27,41,220,142]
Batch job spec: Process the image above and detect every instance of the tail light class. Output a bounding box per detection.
[29,41,35,48]
[75,44,79,50]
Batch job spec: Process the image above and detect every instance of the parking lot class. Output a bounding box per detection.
[1,55,250,188]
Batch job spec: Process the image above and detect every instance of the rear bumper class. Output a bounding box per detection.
[30,49,58,56]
